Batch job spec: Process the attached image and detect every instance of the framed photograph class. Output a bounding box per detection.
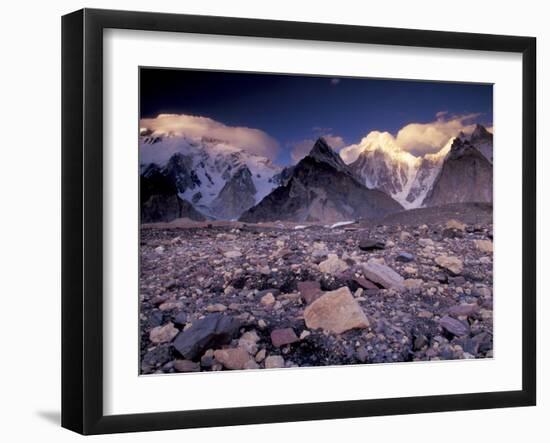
[62,8,536,435]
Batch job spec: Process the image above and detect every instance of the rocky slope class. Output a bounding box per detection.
[422,137,493,207]
[140,164,206,223]
[211,165,257,220]
[239,138,403,223]
[469,124,493,163]
[139,210,493,374]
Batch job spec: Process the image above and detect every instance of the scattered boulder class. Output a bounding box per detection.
[172,312,188,326]
[474,239,493,253]
[355,346,369,363]
[439,315,470,337]
[243,360,260,370]
[255,349,267,362]
[319,254,349,275]
[149,322,178,344]
[260,293,276,306]
[418,238,434,247]
[214,348,253,370]
[351,276,378,290]
[224,250,242,259]
[395,252,414,262]
[403,279,423,290]
[265,355,285,369]
[362,262,404,290]
[417,310,434,318]
[446,219,466,231]
[174,359,200,372]
[297,281,323,304]
[304,287,370,334]
[172,313,241,360]
[270,328,299,347]
[238,330,260,354]
[206,303,227,313]
[447,303,479,318]
[158,300,184,311]
[141,345,171,373]
[435,255,464,275]
[358,239,385,251]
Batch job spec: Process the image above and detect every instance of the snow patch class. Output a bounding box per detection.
[329,221,355,229]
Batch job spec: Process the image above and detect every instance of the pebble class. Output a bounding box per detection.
[174,359,200,372]
[265,355,285,369]
[149,322,178,344]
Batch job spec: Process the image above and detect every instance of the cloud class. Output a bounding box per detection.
[395,113,480,156]
[330,78,341,85]
[340,131,405,164]
[140,114,280,160]
[290,134,346,163]
[339,113,491,163]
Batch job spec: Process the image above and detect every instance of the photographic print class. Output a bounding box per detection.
[139,68,494,375]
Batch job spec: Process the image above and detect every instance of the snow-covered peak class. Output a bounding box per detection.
[424,137,454,163]
[340,131,419,168]
[139,134,281,218]
[347,134,456,209]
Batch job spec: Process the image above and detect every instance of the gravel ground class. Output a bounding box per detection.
[139,214,493,374]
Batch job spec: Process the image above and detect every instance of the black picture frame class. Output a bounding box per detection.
[62,8,537,435]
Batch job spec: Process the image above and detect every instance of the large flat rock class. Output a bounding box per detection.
[304,287,370,334]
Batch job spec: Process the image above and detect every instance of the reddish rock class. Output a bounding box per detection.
[270,328,299,347]
[352,276,378,290]
[174,359,200,372]
[448,303,479,318]
[297,281,322,304]
[214,348,253,370]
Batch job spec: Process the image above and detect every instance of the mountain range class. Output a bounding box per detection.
[139,124,493,223]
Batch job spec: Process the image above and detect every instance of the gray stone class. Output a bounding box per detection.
[173,313,241,360]
[362,262,404,290]
[439,315,470,337]
[447,303,479,318]
[395,252,414,262]
[358,239,385,251]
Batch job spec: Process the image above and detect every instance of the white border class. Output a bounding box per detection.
[103,29,523,416]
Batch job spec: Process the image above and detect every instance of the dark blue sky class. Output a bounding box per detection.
[140,68,493,164]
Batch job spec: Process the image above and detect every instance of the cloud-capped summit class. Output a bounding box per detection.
[140,114,280,161]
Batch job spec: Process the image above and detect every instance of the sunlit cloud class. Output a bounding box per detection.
[140,114,280,160]
[395,113,481,156]
[340,113,490,163]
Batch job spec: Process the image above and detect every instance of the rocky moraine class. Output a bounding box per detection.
[139,206,493,374]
